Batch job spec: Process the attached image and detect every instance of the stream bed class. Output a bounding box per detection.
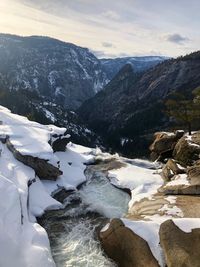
[38,167,130,267]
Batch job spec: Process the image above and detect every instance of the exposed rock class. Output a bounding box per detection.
[128,193,200,220]
[150,131,184,161]
[99,219,159,267]
[161,159,185,181]
[187,160,200,185]
[6,139,62,180]
[161,164,174,181]
[160,184,200,195]
[52,136,69,152]
[52,187,74,203]
[159,219,200,267]
[173,134,200,166]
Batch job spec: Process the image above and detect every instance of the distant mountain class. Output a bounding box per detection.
[0,34,108,109]
[79,51,200,157]
[0,34,167,110]
[100,56,167,80]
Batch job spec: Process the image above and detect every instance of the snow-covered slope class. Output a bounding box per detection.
[0,34,108,109]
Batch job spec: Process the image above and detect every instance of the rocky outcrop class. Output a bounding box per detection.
[187,160,200,185]
[51,134,70,152]
[160,184,200,195]
[160,220,200,267]
[150,131,184,161]
[161,159,185,181]
[6,139,62,180]
[173,133,200,166]
[99,219,159,267]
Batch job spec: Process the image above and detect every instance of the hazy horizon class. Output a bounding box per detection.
[0,0,199,58]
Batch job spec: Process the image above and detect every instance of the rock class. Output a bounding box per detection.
[99,219,159,267]
[160,184,200,195]
[52,137,69,152]
[173,133,200,166]
[161,159,185,181]
[52,187,74,203]
[159,219,200,267]
[161,164,174,182]
[150,131,184,161]
[187,160,200,185]
[6,139,62,180]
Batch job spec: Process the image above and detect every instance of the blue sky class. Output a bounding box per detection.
[0,0,199,58]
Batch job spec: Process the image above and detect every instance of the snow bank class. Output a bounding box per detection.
[0,105,66,166]
[42,143,94,194]
[108,160,163,208]
[0,141,60,267]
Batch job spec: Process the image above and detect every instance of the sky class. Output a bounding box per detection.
[0,0,199,58]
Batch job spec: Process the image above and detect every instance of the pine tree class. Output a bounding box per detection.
[165,90,200,135]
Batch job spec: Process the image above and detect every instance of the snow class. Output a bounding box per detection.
[29,178,62,219]
[0,105,66,166]
[165,196,177,204]
[121,216,200,267]
[172,218,200,233]
[164,174,189,186]
[108,161,163,207]
[42,108,56,123]
[122,219,164,266]
[0,142,57,267]
[159,204,183,217]
[42,143,94,194]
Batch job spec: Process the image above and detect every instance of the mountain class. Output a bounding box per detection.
[0,34,108,109]
[79,51,200,157]
[100,56,167,80]
[0,34,167,110]
[0,88,101,147]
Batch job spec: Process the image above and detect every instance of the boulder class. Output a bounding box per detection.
[187,160,200,185]
[51,133,70,152]
[173,134,200,166]
[160,184,200,195]
[6,139,62,180]
[99,219,159,267]
[159,219,200,267]
[150,130,184,161]
[161,159,185,181]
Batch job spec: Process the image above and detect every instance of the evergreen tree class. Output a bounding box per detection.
[165,90,200,135]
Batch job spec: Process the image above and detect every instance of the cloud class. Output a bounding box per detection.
[166,33,190,44]
[102,42,114,48]
[90,49,120,59]
[102,10,120,20]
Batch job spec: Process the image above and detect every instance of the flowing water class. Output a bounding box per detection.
[39,166,130,267]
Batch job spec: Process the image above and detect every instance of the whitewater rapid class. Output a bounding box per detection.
[39,168,130,267]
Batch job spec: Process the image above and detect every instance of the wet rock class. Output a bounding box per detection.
[159,219,200,267]
[100,219,159,267]
[6,139,62,180]
[150,131,184,161]
[173,134,200,166]
[52,188,75,203]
